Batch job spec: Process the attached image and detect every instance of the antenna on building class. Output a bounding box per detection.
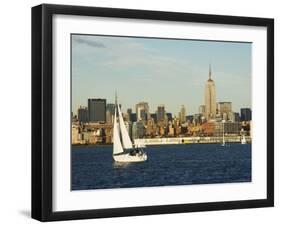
[209,64,212,80]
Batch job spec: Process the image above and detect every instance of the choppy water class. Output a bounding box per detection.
[71,143,251,190]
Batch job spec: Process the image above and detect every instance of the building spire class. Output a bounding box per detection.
[115,91,117,106]
[209,64,212,80]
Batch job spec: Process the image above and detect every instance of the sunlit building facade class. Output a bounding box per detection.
[204,65,216,121]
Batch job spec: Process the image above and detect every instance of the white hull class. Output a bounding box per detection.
[113,153,147,163]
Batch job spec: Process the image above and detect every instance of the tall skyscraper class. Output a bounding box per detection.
[77,106,88,123]
[106,103,115,124]
[157,105,165,122]
[204,65,216,120]
[135,102,150,121]
[240,108,252,121]
[179,105,186,123]
[88,98,106,123]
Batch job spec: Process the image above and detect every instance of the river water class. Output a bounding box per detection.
[71,143,251,190]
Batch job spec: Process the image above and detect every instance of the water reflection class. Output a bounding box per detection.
[112,161,132,169]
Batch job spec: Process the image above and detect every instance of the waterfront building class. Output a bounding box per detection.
[88,98,106,123]
[240,108,252,121]
[72,125,80,144]
[204,65,216,120]
[157,105,165,122]
[214,121,241,136]
[189,124,202,136]
[202,121,216,136]
[86,130,104,144]
[136,102,150,121]
[77,106,88,123]
[80,123,112,144]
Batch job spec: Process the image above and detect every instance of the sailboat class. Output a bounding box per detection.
[221,120,225,146]
[241,134,247,144]
[113,97,147,163]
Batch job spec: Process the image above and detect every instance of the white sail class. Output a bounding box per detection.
[113,109,123,155]
[117,104,133,149]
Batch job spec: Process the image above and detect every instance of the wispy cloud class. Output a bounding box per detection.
[73,36,106,48]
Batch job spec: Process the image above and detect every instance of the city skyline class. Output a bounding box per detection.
[72,34,252,115]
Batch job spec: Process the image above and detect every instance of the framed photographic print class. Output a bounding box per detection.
[32,4,274,221]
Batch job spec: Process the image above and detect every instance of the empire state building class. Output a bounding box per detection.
[205,65,216,120]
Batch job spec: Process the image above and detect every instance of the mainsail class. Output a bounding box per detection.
[113,109,123,155]
[117,104,133,149]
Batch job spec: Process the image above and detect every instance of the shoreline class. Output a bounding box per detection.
[72,137,251,147]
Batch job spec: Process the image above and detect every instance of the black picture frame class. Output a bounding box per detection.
[32,4,274,222]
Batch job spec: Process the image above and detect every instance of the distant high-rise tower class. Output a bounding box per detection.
[204,65,216,120]
[88,98,106,123]
[135,102,150,121]
[77,106,88,123]
[106,103,115,124]
[179,105,186,123]
[157,105,165,122]
[240,108,252,121]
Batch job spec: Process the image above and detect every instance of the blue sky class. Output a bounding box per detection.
[71,34,251,116]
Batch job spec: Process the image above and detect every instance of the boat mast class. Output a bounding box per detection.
[115,91,117,107]
[222,120,225,145]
